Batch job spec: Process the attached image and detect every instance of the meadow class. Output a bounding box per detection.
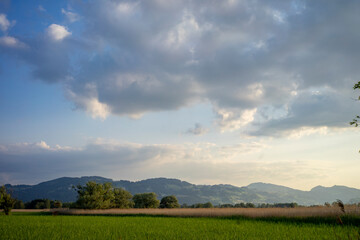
[1,209,360,240]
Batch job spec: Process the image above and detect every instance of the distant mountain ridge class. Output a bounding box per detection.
[5,177,360,206]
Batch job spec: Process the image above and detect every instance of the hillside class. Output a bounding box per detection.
[5,177,360,205]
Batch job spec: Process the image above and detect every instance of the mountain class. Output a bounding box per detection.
[5,177,360,205]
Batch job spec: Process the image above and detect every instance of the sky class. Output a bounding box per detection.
[0,0,360,190]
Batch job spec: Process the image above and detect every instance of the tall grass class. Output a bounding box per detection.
[54,205,360,218]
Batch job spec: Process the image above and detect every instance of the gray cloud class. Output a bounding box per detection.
[251,88,357,136]
[186,123,208,136]
[0,140,267,184]
[2,0,360,134]
[0,140,172,184]
[0,140,342,189]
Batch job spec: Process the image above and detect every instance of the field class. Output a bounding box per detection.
[1,208,360,239]
[54,205,360,217]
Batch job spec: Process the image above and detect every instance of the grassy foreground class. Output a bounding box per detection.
[1,212,360,240]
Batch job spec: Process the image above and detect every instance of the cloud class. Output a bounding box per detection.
[46,24,71,41]
[0,141,77,154]
[3,0,360,136]
[2,139,352,190]
[186,123,208,136]
[38,5,46,12]
[250,88,358,137]
[61,8,80,23]
[0,36,25,48]
[0,13,10,31]
[0,139,268,184]
[216,108,257,132]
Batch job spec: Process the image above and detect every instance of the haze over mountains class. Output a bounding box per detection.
[5,176,360,206]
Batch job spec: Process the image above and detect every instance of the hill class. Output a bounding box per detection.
[5,177,360,205]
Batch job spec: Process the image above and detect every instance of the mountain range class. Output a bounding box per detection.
[5,176,360,206]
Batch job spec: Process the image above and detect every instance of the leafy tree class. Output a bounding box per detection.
[44,199,51,209]
[51,200,62,208]
[191,202,213,208]
[202,202,213,208]
[75,181,114,209]
[0,186,16,215]
[234,202,246,208]
[113,188,134,208]
[133,193,159,208]
[350,81,360,127]
[159,195,180,208]
[219,204,233,208]
[14,200,25,209]
[25,199,50,209]
[245,203,255,208]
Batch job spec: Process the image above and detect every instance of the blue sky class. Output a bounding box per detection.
[1,0,360,190]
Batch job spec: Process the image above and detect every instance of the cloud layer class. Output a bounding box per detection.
[1,0,360,135]
[0,139,331,188]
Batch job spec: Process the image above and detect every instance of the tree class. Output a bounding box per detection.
[350,81,360,127]
[25,199,50,209]
[75,181,114,209]
[14,200,25,209]
[113,188,134,208]
[159,195,180,208]
[133,193,160,208]
[203,202,213,208]
[0,186,16,215]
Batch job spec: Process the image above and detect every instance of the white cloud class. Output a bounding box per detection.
[61,8,80,23]
[46,24,71,41]
[0,36,25,48]
[164,11,200,49]
[38,5,46,12]
[84,98,111,119]
[0,14,10,32]
[286,126,328,139]
[116,2,138,15]
[216,108,257,132]
[0,141,77,154]
[66,83,111,120]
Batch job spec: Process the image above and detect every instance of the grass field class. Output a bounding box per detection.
[1,211,360,239]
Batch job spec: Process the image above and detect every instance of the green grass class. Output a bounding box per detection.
[1,213,360,239]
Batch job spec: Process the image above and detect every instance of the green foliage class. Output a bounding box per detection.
[0,186,16,215]
[159,195,180,208]
[75,181,115,209]
[14,200,25,209]
[351,81,360,128]
[25,199,53,209]
[354,81,360,90]
[113,188,134,209]
[52,200,62,208]
[133,193,160,208]
[190,202,214,208]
